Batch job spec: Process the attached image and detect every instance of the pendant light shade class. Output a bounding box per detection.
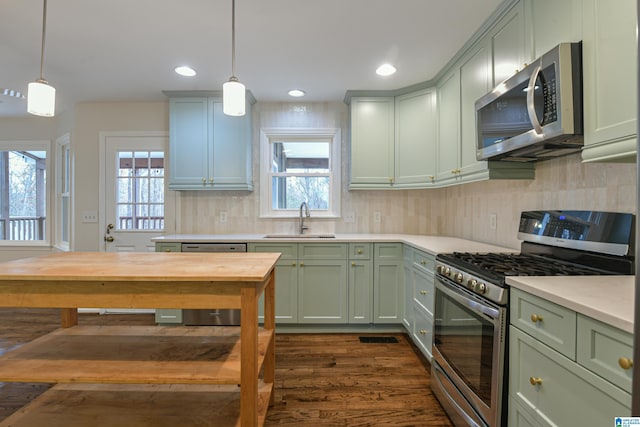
[223,0,245,116]
[27,79,55,117]
[223,78,245,116]
[28,0,55,117]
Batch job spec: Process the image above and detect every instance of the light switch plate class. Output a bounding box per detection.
[373,211,381,223]
[344,212,355,223]
[82,210,98,223]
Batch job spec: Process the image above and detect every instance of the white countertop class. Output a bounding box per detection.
[507,275,635,333]
[152,233,517,256]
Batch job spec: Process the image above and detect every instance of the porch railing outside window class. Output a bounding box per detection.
[0,216,46,240]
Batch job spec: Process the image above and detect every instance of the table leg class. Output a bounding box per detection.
[60,308,78,328]
[240,285,259,427]
[263,270,276,405]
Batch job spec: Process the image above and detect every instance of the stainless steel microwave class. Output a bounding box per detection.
[475,42,583,162]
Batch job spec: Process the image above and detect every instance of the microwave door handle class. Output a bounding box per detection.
[526,65,544,134]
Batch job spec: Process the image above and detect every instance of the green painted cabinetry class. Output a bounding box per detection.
[581,0,637,162]
[525,0,582,60]
[403,245,435,360]
[167,93,253,190]
[489,0,530,86]
[373,243,404,324]
[154,242,182,324]
[348,243,373,324]
[509,289,632,425]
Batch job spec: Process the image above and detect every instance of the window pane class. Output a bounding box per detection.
[271,141,329,173]
[0,150,47,241]
[271,176,329,210]
[116,178,132,203]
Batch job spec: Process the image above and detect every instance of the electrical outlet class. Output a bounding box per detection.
[489,213,497,230]
[219,211,228,223]
[373,211,381,223]
[344,212,355,223]
[82,210,98,223]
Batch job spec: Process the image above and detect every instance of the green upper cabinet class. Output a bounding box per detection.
[581,0,637,162]
[436,70,461,183]
[167,93,253,190]
[349,97,395,188]
[489,1,530,86]
[394,89,437,186]
[525,0,582,59]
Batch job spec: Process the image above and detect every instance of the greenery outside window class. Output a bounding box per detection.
[0,140,50,245]
[260,128,341,218]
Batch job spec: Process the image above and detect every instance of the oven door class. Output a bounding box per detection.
[431,277,507,427]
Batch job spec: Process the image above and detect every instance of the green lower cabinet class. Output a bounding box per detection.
[298,259,348,323]
[509,326,631,426]
[373,243,404,324]
[348,243,373,324]
[258,260,298,323]
[154,242,182,324]
[402,249,414,330]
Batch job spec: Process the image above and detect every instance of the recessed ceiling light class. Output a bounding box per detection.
[174,66,197,77]
[288,89,306,97]
[376,63,397,76]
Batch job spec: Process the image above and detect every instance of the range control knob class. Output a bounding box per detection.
[444,267,451,277]
[454,273,464,283]
[436,266,443,274]
[467,278,477,289]
[476,282,487,294]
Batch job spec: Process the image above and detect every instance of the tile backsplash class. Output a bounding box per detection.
[177,102,637,250]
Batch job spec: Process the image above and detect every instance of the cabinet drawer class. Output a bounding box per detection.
[374,242,403,260]
[412,249,434,273]
[413,268,434,317]
[299,243,347,259]
[155,309,182,324]
[155,242,181,252]
[577,314,633,393]
[412,304,433,360]
[510,327,631,426]
[349,243,371,260]
[249,243,297,260]
[511,289,576,359]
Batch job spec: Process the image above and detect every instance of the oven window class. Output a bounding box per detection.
[434,288,495,407]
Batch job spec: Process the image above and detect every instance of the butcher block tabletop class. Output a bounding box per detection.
[0,251,281,282]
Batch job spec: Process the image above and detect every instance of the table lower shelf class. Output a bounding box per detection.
[0,325,274,385]
[0,382,274,427]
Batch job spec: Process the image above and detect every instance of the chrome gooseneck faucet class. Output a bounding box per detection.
[299,201,310,234]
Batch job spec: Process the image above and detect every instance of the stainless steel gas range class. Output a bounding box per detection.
[431,210,635,427]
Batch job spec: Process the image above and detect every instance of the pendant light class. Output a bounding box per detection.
[27,0,55,117]
[223,0,245,116]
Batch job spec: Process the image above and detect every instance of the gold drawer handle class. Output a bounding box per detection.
[300,262,304,267]
[357,249,363,254]
[420,260,427,265]
[419,329,429,335]
[529,376,542,386]
[419,290,428,295]
[351,262,356,267]
[619,357,634,370]
[530,314,543,323]
[201,177,207,184]
[292,263,296,267]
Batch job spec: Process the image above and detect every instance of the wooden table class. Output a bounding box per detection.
[0,251,279,427]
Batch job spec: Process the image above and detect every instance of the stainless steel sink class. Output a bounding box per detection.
[264,234,335,239]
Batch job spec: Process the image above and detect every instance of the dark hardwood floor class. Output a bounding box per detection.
[0,309,453,426]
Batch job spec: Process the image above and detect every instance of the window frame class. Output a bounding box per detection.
[0,139,51,247]
[259,128,341,219]
[55,133,72,251]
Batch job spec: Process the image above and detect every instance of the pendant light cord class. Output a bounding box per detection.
[39,0,48,82]
[231,0,236,79]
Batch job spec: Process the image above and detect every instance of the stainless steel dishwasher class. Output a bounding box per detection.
[181,242,247,325]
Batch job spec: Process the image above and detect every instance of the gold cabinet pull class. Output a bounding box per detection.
[209,177,214,183]
[299,262,304,267]
[428,175,435,182]
[618,357,634,370]
[419,290,428,295]
[530,314,543,323]
[419,329,429,335]
[292,263,296,267]
[351,262,356,267]
[529,376,542,386]
[420,260,427,265]
[202,177,207,184]
[357,249,363,254]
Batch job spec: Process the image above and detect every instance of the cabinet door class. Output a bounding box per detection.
[210,99,253,189]
[348,259,373,324]
[459,41,491,177]
[349,97,395,187]
[373,243,403,324]
[510,326,631,426]
[402,256,414,330]
[168,98,210,189]
[436,70,461,182]
[412,303,433,361]
[259,260,298,323]
[298,260,348,323]
[581,0,637,162]
[526,0,582,59]
[394,89,437,186]
[491,1,530,85]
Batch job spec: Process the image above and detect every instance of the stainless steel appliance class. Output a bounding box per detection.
[431,210,635,427]
[475,42,583,162]
[181,242,247,326]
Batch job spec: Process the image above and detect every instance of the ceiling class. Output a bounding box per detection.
[0,0,504,118]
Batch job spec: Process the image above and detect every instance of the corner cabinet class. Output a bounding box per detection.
[581,0,637,163]
[403,245,435,361]
[509,288,632,426]
[167,93,253,190]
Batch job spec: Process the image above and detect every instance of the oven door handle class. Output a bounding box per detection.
[436,279,500,321]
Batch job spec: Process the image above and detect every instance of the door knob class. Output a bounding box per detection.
[104,235,114,242]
